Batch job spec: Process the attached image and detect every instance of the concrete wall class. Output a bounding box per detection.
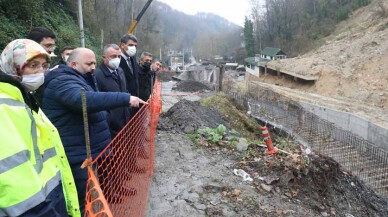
[301,102,388,151]
[245,68,261,82]
[176,69,218,83]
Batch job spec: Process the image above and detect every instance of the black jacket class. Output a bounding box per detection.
[138,65,155,101]
[119,55,139,97]
[94,64,131,136]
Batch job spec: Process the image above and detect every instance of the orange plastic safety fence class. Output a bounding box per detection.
[84,80,162,217]
[84,166,113,217]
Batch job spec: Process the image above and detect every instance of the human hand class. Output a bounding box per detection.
[129,96,148,107]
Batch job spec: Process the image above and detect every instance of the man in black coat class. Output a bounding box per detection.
[138,51,153,101]
[119,34,140,117]
[95,44,131,137]
[119,34,139,97]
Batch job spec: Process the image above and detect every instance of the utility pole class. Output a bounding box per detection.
[182,50,185,68]
[78,0,85,47]
[101,29,104,50]
[160,47,162,61]
[131,0,134,23]
[218,64,224,91]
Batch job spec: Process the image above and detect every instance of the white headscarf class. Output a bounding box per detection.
[0,39,50,76]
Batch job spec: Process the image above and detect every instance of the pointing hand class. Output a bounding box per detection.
[129,96,148,107]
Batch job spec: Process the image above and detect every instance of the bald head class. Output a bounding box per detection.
[67,48,96,74]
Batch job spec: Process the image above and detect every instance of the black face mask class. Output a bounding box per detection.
[142,62,151,70]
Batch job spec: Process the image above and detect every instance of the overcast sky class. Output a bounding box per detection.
[157,0,251,27]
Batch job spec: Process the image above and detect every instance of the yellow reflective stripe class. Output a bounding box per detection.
[0,171,61,216]
[0,98,43,173]
[0,150,30,174]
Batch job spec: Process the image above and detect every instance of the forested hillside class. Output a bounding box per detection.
[0,0,100,54]
[0,0,243,63]
[88,0,243,61]
[0,0,376,63]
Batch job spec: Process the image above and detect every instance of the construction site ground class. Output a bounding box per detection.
[146,79,388,217]
[147,2,388,216]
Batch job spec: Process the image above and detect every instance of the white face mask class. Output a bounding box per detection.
[21,73,45,91]
[108,58,120,70]
[126,46,136,57]
[63,55,69,62]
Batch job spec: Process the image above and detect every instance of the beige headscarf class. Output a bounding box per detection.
[0,39,50,76]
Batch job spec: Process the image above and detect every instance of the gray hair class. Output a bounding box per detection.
[103,44,120,55]
[120,34,138,44]
[152,58,160,63]
[140,51,152,60]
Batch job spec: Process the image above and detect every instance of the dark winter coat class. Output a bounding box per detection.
[42,64,131,164]
[119,55,139,97]
[94,64,131,137]
[138,65,155,101]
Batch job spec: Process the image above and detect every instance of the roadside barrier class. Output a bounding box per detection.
[84,81,162,217]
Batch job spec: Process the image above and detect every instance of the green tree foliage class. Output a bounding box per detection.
[244,17,255,57]
[0,0,100,58]
[0,0,44,23]
[0,0,244,64]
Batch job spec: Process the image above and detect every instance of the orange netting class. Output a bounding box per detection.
[84,80,162,217]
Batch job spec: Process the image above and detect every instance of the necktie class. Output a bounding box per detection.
[127,58,133,74]
[112,69,119,80]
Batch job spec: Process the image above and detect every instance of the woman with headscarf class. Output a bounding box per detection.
[0,39,80,217]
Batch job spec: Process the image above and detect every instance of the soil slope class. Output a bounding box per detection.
[147,86,388,217]
[263,1,388,110]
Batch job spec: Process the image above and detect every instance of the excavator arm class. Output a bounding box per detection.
[127,0,153,34]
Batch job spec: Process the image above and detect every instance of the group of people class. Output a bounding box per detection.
[0,27,162,216]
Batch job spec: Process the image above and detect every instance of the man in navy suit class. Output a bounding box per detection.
[95,44,131,137]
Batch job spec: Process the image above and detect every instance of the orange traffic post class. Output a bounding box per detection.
[261,126,278,155]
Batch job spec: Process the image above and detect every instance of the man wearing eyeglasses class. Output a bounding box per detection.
[27,27,57,56]
[27,27,57,105]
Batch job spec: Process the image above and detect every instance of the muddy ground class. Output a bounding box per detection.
[172,80,212,92]
[146,78,388,217]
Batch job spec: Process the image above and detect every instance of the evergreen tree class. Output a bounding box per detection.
[244,17,255,57]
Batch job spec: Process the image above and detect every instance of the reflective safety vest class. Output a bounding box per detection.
[0,82,80,217]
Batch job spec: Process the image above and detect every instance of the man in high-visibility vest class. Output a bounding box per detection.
[0,39,80,217]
